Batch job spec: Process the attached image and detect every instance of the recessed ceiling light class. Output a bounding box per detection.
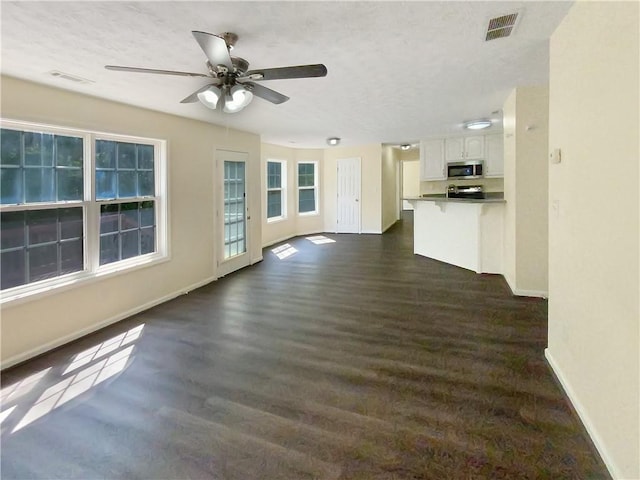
[400,144,411,150]
[464,120,492,130]
[327,137,340,146]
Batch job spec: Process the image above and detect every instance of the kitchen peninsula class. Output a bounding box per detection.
[405,194,505,274]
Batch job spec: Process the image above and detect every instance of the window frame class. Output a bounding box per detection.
[0,119,168,306]
[297,161,319,216]
[266,159,287,223]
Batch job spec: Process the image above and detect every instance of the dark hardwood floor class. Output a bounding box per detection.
[1,212,610,479]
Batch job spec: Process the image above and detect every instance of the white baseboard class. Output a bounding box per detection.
[1,275,218,370]
[503,274,547,298]
[544,349,619,479]
[262,230,325,249]
[382,219,398,233]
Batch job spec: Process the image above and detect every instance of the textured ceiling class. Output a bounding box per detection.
[1,1,573,149]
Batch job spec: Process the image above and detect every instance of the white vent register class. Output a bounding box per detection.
[485,12,520,41]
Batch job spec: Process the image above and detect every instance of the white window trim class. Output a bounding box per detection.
[266,159,287,223]
[0,119,169,306]
[297,161,319,216]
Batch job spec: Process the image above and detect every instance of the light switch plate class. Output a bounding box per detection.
[550,148,562,164]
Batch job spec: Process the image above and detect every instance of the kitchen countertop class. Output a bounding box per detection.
[405,193,506,204]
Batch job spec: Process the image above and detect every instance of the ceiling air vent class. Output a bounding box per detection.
[48,70,94,84]
[485,12,519,41]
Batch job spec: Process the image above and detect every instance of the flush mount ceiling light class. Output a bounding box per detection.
[464,120,492,130]
[400,144,411,150]
[327,137,340,146]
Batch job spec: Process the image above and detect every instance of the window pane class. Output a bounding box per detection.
[299,188,316,213]
[60,208,83,240]
[100,204,119,233]
[100,234,119,265]
[121,230,139,259]
[96,140,116,169]
[57,169,83,201]
[138,145,154,170]
[27,210,58,245]
[0,211,26,249]
[138,171,154,197]
[25,168,55,203]
[56,136,83,167]
[267,162,281,189]
[267,190,282,218]
[1,129,21,166]
[1,168,22,204]
[1,250,25,289]
[298,163,315,187]
[28,243,58,282]
[96,170,116,200]
[140,227,155,254]
[24,132,54,167]
[117,143,136,169]
[60,239,83,275]
[117,171,137,197]
[140,201,154,227]
[121,202,139,230]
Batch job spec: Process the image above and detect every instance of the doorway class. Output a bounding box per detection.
[217,150,251,277]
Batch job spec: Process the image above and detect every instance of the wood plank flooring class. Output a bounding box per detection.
[1,212,610,479]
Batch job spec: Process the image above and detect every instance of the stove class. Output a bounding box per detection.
[447,184,485,199]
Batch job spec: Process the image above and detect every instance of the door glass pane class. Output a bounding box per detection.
[223,160,246,260]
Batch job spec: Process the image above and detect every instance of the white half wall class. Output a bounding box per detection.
[548,2,639,478]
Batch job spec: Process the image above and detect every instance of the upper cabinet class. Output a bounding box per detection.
[420,139,445,181]
[419,133,504,180]
[445,135,485,161]
[484,133,504,178]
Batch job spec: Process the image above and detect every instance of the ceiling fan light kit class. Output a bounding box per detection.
[464,120,492,130]
[105,31,327,114]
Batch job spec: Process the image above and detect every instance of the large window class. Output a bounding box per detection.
[266,160,286,221]
[0,120,166,302]
[297,162,318,215]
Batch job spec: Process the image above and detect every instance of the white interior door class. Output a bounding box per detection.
[217,150,251,277]
[336,157,361,233]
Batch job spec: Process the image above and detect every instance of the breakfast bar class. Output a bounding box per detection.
[405,194,505,274]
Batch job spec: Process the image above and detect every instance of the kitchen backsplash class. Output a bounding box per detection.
[420,177,504,194]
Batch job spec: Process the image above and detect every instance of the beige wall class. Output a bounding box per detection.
[547,2,639,479]
[261,143,324,247]
[323,143,382,234]
[502,86,549,296]
[381,145,399,232]
[0,76,261,365]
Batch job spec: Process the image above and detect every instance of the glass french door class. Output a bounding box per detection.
[217,150,250,277]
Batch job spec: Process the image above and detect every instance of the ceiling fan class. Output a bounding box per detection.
[105,31,328,113]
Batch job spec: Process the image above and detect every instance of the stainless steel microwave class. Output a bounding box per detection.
[447,161,483,179]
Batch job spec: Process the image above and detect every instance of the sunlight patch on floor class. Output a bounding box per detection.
[306,235,336,245]
[271,243,298,260]
[1,324,144,435]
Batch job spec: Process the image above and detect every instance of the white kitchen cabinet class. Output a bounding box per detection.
[420,139,445,180]
[445,135,485,161]
[484,133,504,177]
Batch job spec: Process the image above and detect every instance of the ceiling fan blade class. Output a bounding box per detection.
[192,31,233,70]
[105,65,209,77]
[243,64,327,81]
[179,83,221,103]
[242,82,289,104]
